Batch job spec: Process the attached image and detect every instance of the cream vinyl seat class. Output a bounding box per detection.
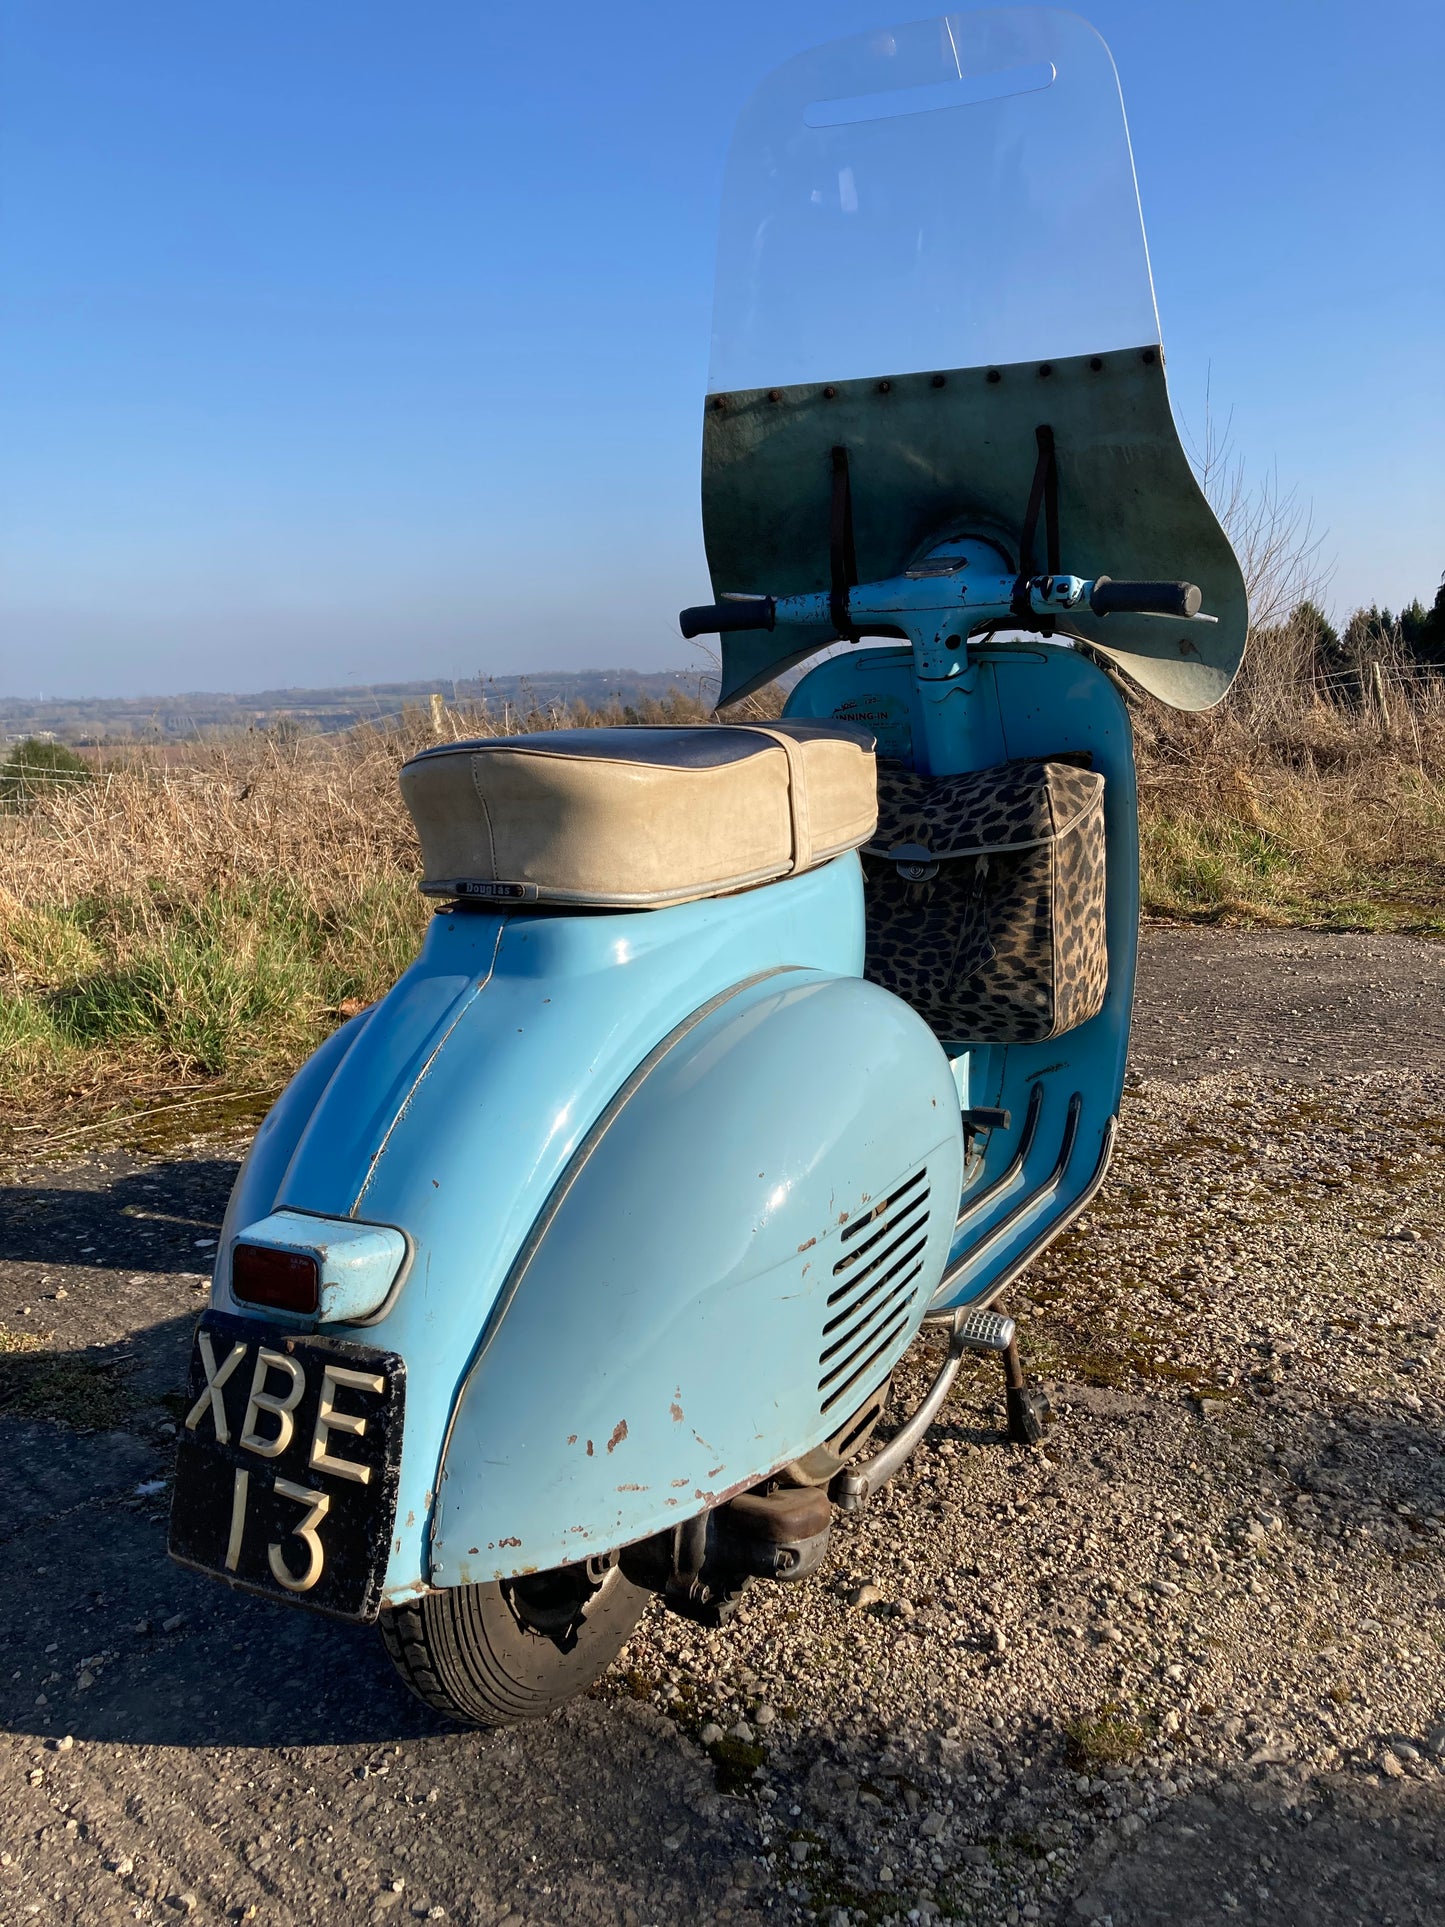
[400,722,877,909]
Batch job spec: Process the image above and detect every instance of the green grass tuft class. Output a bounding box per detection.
[2,878,428,1106]
[1062,1702,1150,1769]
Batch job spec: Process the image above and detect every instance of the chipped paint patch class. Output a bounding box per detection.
[379,1576,429,1605]
[796,1235,817,1253]
[606,1419,628,1454]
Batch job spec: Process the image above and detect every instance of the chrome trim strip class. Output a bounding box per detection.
[955,1080,1045,1231]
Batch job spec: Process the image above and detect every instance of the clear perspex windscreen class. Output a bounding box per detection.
[709,8,1160,393]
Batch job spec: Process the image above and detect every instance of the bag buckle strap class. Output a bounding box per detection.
[887,841,938,883]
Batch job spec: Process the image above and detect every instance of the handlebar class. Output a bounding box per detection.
[679,573,1207,639]
[679,597,776,639]
[1087,577,1201,619]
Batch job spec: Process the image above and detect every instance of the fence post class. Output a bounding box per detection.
[1369,659,1392,738]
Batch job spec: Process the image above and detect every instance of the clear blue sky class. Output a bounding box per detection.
[1,0,1441,698]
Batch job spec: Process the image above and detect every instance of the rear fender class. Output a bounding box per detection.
[211,1004,378,1280]
[206,858,867,1607]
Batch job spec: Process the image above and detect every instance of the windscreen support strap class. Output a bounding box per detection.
[1014,424,1060,624]
[829,445,861,641]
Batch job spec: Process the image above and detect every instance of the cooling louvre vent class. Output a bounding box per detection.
[818,1167,931,1416]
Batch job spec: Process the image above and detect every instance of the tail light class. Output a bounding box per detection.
[232,1243,320,1315]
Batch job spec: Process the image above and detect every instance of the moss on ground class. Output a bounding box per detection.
[0,1329,139,1429]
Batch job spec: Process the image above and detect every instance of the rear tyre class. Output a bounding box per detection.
[379,1559,649,1727]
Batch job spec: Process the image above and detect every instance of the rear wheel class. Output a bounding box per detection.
[379,1558,649,1727]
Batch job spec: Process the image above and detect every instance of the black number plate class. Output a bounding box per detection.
[168,1311,406,1623]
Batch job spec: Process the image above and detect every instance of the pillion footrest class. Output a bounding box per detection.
[830,1303,1023,1512]
[955,1309,1017,1354]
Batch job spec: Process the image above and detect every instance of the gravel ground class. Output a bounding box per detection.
[1,927,1442,1926]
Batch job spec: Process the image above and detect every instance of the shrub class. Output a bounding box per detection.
[0,737,93,810]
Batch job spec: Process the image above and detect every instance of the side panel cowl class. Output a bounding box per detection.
[432,970,964,1583]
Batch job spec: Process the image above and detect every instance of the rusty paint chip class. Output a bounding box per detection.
[606,1419,629,1454]
[498,1535,522,1548]
[796,1236,816,1253]
[567,1433,578,1446]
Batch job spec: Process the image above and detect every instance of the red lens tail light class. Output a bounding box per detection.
[231,1243,320,1314]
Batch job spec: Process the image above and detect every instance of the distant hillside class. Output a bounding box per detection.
[0,669,718,744]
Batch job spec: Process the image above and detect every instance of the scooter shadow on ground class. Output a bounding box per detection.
[1,1405,451,1749]
[1,1308,1440,1753]
[0,1157,238,1275]
[1069,1769,1445,1923]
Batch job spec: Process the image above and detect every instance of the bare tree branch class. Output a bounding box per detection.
[1183,374,1335,632]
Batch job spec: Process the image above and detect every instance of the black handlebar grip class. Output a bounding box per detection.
[1088,577,1202,619]
[679,597,776,639]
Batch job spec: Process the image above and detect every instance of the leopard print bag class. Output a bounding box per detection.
[861,758,1108,1043]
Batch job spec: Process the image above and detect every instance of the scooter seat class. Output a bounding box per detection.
[400,721,877,908]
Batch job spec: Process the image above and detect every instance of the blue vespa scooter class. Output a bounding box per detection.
[169,8,1246,1727]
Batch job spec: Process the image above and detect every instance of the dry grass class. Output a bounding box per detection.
[1,657,1440,1144]
[1135,632,1445,930]
[0,689,738,1137]
[0,725,427,1121]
